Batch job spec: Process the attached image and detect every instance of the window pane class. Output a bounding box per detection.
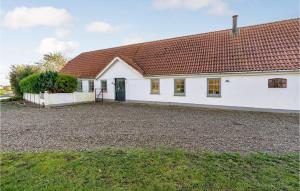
[101,80,107,92]
[207,78,220,96]
[77,80,82,92]
[268,78,287,88]
[151,79,159,94]
[88,80,94,92]
[175,79,185,94]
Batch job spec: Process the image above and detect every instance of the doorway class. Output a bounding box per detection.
[115,78,125,101]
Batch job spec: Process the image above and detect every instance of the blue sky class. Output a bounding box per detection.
[0,0,299,85]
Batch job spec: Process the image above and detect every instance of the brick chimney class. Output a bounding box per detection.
[232,15,238,35]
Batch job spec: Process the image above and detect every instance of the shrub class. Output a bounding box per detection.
[37,71,58,93]
[19,71,77,94]
[54,74,77,93]
[19,73,41,94]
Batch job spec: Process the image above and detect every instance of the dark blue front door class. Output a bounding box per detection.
[115,78,125,101]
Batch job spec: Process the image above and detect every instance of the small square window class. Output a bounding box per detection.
[88,80,94,92]
[207,78,221,97]
[101,80,107,92]
[174,79,185,96]
[151,79,160,94]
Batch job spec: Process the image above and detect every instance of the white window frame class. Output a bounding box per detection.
[150,79,160,94]
[207,78,221,97]
[174,79,185,96]
[88,80,94,92]
[77,80,82,92]
[101,80,107,92]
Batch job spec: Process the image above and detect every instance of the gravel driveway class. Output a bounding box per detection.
[1,102,299,153]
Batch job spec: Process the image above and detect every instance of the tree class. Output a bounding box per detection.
[37,53,68,72]
[9,64,40,97]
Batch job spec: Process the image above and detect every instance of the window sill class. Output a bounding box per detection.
[207,94,221,98]
[150,92,160,95]
[174,93,185,96]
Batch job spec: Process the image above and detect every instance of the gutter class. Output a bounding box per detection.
[143,69,300,78]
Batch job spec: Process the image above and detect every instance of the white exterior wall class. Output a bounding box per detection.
[96,59,300,111]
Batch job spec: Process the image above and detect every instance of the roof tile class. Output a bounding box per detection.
[61,18,300,78]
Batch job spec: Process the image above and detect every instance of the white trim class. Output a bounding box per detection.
[95,57,143,79]
[77,78,95,80]
[144,70,300,78]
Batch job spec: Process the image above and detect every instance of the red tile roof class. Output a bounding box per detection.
[61,18,300,78]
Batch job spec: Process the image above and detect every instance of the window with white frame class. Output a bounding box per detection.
[174,79,185,96]
[77,80,82,92]
[150,79,160,94]
[207,78,221,97]
[88,80,94,92]
[101,80,107,92]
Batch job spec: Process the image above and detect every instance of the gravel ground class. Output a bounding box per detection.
[1,102,299,153]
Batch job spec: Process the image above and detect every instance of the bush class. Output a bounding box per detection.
[19,73,41,94]
[19,71,77,94]
[9,65,40,96]
[54,74,77,93]
[37,71,58,93]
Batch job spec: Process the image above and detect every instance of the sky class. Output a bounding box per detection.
[0,0,299,85]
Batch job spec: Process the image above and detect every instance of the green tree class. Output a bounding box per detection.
[37,53,68,72]
[9,65,40,97]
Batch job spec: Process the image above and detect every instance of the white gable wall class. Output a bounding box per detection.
[95,59,299,111]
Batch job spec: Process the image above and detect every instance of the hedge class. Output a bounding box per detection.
[54,74,77,93]
[19,73,40,94]
[19,71,77,94]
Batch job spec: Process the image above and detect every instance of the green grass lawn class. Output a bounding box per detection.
[1,148,299,191]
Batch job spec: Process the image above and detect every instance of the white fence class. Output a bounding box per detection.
[23,92,95,106]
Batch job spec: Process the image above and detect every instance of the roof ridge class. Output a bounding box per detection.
[81,17,299,55]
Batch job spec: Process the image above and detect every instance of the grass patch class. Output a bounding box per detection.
[1,148,299,190]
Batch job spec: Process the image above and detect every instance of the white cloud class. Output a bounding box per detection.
[152,0,232,15]
[122,36,145,45]
[85,21,118,32]
[55,29,70,38]
[2,6,72,29]
[37,37,79,54]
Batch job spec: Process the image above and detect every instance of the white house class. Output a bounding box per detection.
[61,16,300,112]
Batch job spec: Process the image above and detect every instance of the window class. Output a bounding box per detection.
[88,80,94,92]
[207,78,221,97]
[174,79,185,96]
[77,80,82,92]
[268,78,287,88]
[101,80,107,92]
[150,79,160,94]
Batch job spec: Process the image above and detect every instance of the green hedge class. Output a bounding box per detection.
[19,73,40,94]
[19,71,77,94]
[54,74,77,93]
